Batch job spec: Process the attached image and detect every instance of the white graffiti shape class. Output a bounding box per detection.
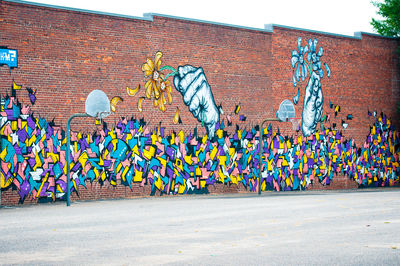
[291,37,309,84]
[290,37,330,136]
[173,65,219,137]
[302,72,323,136]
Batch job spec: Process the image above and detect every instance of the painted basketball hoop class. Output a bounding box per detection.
[66,90,111,206]
[276,99,300,130]
[259,99,298,195]
[289,118,301,131]
[276,99,295,122]
[85,89,111,121]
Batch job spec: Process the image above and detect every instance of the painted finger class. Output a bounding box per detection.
[177,65,196,78]
[189,94,201,119]
[183,68,206,105]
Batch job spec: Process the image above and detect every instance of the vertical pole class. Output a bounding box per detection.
[66,113,89,206]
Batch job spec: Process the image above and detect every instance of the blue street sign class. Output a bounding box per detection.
[0,48,18,69]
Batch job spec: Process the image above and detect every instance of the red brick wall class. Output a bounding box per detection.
[0,1,273,135]
[0,1,399,205]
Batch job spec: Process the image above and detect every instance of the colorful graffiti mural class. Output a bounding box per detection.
[0,91,399,203]
[1,46,399,204]
[139,52,220,137]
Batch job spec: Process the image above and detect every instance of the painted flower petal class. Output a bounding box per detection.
[303,64,308,79]
[127,84,140,96]
[154,51,163,71]
[142,69,153,77]
[308,39,313,51]
[291,53,299,68]
[138,97,145,112]
[300,64,305,81]
[318,47,323,57]
[145,79,153,99]
[173,107,180,124]
[303,45,309,54]
[297,37,302,50]
[307,52,312,62]
[166,83,172,93]
[299,54,304,64]
[154,82,161,99]
[293,88,299,105]
[292,71,297,87]
[161,92,167,105]
[167,90,172,104]
[142,58,154,75]
[325,62,331,78]
[312,53,317,63]
[313,39,318,49]
[296,63,301,81]
[110,96,123,112]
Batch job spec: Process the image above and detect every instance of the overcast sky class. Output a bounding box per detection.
[23,0,381,36]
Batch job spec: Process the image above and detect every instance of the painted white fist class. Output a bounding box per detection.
[174,65,220,137]
[302,71,323,136]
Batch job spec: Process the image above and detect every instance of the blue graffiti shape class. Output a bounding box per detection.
[291,37,309,85]
[307,39,325,77]
[290,37,330,136]
[173,65,220,137]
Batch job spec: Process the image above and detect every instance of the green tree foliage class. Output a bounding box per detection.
[371,0,400,37]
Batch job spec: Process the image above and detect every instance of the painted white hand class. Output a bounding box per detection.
[302,71,323,136]
[174,65,220,138]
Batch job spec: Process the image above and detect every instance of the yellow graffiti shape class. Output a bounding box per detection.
[170,132,175,145]
[178,179,186,194]
[143,146,156,160]
[134,169,143,182]
[151,132,158,145]
[175,158,184,171]
[184,155,193,165]
[1,171,13,188]
[218,167,225,183]
[154,175,162,190]
[36,173,49,198]
[0,147,7,161]
[28,135,37,147]
[121,166,129,182]
[100,171,107,182]
[34,153,43,171]
[178,130,185,144]
[219,156,227,166]
[116,162,123,174]
[216,129,223,139]
[78,152,89,168]
[202,134,208,144]
[127,85,140,97]
[209,146,218,161]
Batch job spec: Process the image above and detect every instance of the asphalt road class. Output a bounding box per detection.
[1,188,400,265]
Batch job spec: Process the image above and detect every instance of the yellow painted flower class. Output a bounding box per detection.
[142,51,174,112]
[142,51,163,100]
[153,79,172,112]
